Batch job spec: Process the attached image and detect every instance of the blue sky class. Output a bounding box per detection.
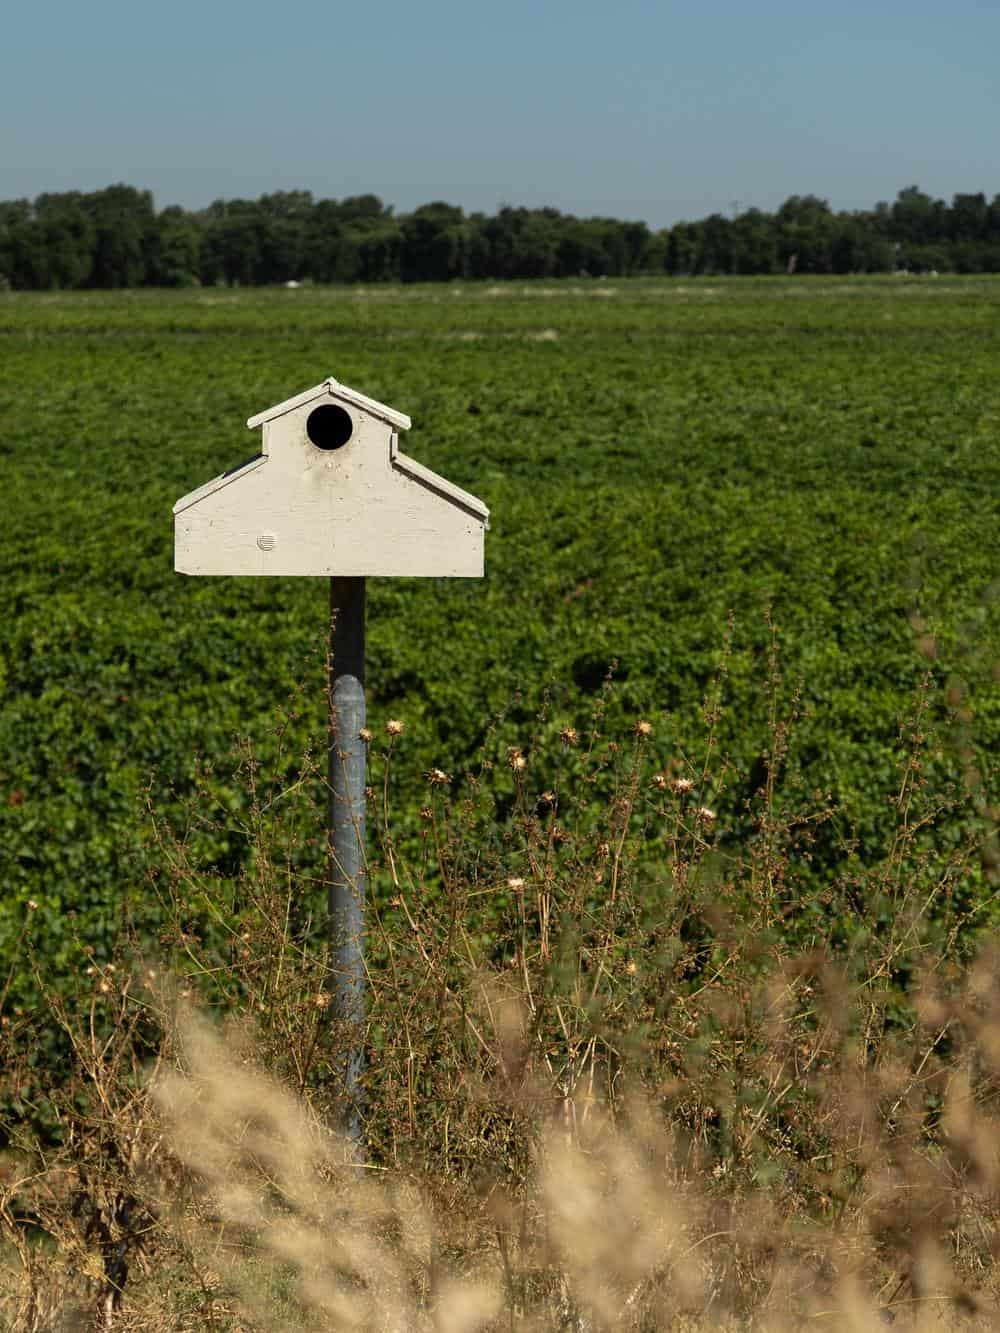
[4,0,999,227]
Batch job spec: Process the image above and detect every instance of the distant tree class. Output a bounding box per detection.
[34,193,95,288]
[557,218,613,276]
[645,228,669,273]
[356,225,403,282]
[83,184,153,287]
[332,196,398,281]
[480,207,559,279]
[146,206,201,286]
[200,208,265,286]
[302,200,345,283]
[7,179,1000,288]
[665,223,700,275]
[464,213,492,278]
[400,202,469,282]
[336,195,392,226]
[950,192,988,243]
[698,213,735,273]
[0,200,41,288]
[776,196,836,273]
[829,216,891,273]
[733,208,776,274]
[257,190,314,220]
[891,186,947,249]
[620,220,651,273]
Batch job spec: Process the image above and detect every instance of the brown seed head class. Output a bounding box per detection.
[386,719,405,737]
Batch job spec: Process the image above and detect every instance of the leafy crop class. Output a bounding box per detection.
[0,277,998,1003]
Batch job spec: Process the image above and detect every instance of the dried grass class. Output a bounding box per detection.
[1,645,997,1330]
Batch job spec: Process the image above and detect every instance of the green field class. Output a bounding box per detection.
[2,277,999,984]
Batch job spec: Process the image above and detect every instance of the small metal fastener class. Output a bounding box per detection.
[257,533,276,551]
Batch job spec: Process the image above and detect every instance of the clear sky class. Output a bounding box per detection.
[4,0,999,228]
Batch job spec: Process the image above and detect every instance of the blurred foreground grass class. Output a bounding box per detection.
[1,662,998,1328]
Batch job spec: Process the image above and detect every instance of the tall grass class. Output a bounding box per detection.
[1,638,997,1330]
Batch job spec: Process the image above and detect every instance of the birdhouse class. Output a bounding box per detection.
[173,378,489,577]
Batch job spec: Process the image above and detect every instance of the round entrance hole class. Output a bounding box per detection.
[307,404,353,451]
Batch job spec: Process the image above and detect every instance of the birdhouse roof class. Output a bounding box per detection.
[389,436,489,523]
[246,377,412,431]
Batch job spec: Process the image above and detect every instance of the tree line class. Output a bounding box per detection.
[3,183,1000,289]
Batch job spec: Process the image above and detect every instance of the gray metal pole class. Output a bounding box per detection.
[328,575,366,1144]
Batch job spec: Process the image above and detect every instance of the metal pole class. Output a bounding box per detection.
[328,575,366,1145]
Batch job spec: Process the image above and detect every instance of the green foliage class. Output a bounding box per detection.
[0,662,997,1327]
[8,183,1000,288]
[0,276,997,1016]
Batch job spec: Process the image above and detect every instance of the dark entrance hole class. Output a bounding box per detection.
[307,404,353,450]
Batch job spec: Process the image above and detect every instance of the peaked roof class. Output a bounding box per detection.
[390,437,489,523]
[246,377,411,431]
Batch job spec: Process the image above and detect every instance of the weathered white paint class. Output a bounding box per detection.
[174,379,488,577]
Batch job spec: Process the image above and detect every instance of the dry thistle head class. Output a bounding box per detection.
[507,876,526,893]
[634,719,653,737]
[507,747,527,772]
[358,727,373,743]
[695,805,716,824]
[385,718,405,737]
[559,726,579,747]
[424,768,451,788]
[671,777,694,794]
[651,773,668,790]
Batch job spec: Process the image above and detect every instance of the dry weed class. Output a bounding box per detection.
[1,646,996,1329]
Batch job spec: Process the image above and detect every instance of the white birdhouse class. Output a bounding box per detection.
[173,378,489,577]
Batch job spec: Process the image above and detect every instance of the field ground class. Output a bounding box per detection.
[1,274,999,974]
[2,275,1000,1328]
